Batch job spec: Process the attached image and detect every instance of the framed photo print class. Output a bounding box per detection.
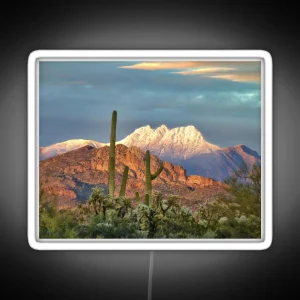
[28,50,272,250]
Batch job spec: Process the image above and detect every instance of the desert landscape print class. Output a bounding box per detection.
[39,60,261,239]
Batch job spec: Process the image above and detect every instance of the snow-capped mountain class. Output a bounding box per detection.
[39,125,261,181]
[117,125,220,160]
[116,125,260,180]
[40,139,104,161]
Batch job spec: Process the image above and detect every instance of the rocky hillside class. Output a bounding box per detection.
[40,144,229,208]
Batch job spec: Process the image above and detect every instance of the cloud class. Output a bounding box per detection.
[118,61,203,70]
[118,61,261,83]
[207,73,261,83]
[39,61,261,152]
[118,61,260,70]
[172,67,236,75]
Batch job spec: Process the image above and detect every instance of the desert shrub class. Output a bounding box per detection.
[190,164,261,239]
[88,187,114,219]
[202,230,217,238]
[77,214,142,239]
[133,192,184,238]
[39,191,79,239]
[114,196,134,219]
[156,205,204,238]
[134,193,204,238]
[195,198,235,232]
[224,163,261,217]
[215,215,261,238]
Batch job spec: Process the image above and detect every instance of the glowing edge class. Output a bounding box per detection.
[28,50,272,250]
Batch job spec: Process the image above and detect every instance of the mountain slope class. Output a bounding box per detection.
[40,144,228,208]
[181,144,261,181]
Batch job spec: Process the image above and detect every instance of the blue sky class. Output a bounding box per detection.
[39,61,261,153]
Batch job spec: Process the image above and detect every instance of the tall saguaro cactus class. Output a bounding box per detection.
[108,110,117,197]
[145,150,164,205]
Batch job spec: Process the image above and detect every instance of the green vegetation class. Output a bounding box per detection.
[39,189,79,238]
[39,163,261,239]
[39,110,261,239]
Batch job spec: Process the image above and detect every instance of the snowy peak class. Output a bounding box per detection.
[40,139,104,161]
[130,125,155,137]
[159,124,168,130]
[154,124,168,136]
[39,126,260,181]
[118,125,220,160]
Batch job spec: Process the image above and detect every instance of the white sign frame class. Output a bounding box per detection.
[28,50,272,250]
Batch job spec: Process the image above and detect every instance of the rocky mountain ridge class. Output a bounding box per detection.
[40,144,229,209]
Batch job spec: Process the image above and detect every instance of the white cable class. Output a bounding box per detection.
[147,250,154,300]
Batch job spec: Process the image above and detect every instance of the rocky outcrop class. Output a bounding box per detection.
[40,144,228,208]
[186,175,225,189]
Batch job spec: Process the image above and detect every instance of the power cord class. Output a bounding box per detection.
[147,251,154,300]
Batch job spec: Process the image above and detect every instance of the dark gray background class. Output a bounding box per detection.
[1,2,299,299]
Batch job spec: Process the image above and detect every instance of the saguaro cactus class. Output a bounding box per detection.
[145,150,164,205]
[108,110,129,199]
[119,166,129,197]
[108,110,117,198]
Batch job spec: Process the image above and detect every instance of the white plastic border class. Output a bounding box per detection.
[28,50,272,250]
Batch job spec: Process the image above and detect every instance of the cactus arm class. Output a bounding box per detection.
[119,166,129,197]
[108,110,117,198]
[145,150,152,199]
[135,191,141,203]
[151,164,164,180]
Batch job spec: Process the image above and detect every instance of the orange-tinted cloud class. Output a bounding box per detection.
[207,74,261,83]
[118,61,261,83]
[119,61,203,70]
[173,67,236,75]
[119,61,260,70]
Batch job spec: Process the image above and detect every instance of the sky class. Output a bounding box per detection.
[39,60,261,153]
